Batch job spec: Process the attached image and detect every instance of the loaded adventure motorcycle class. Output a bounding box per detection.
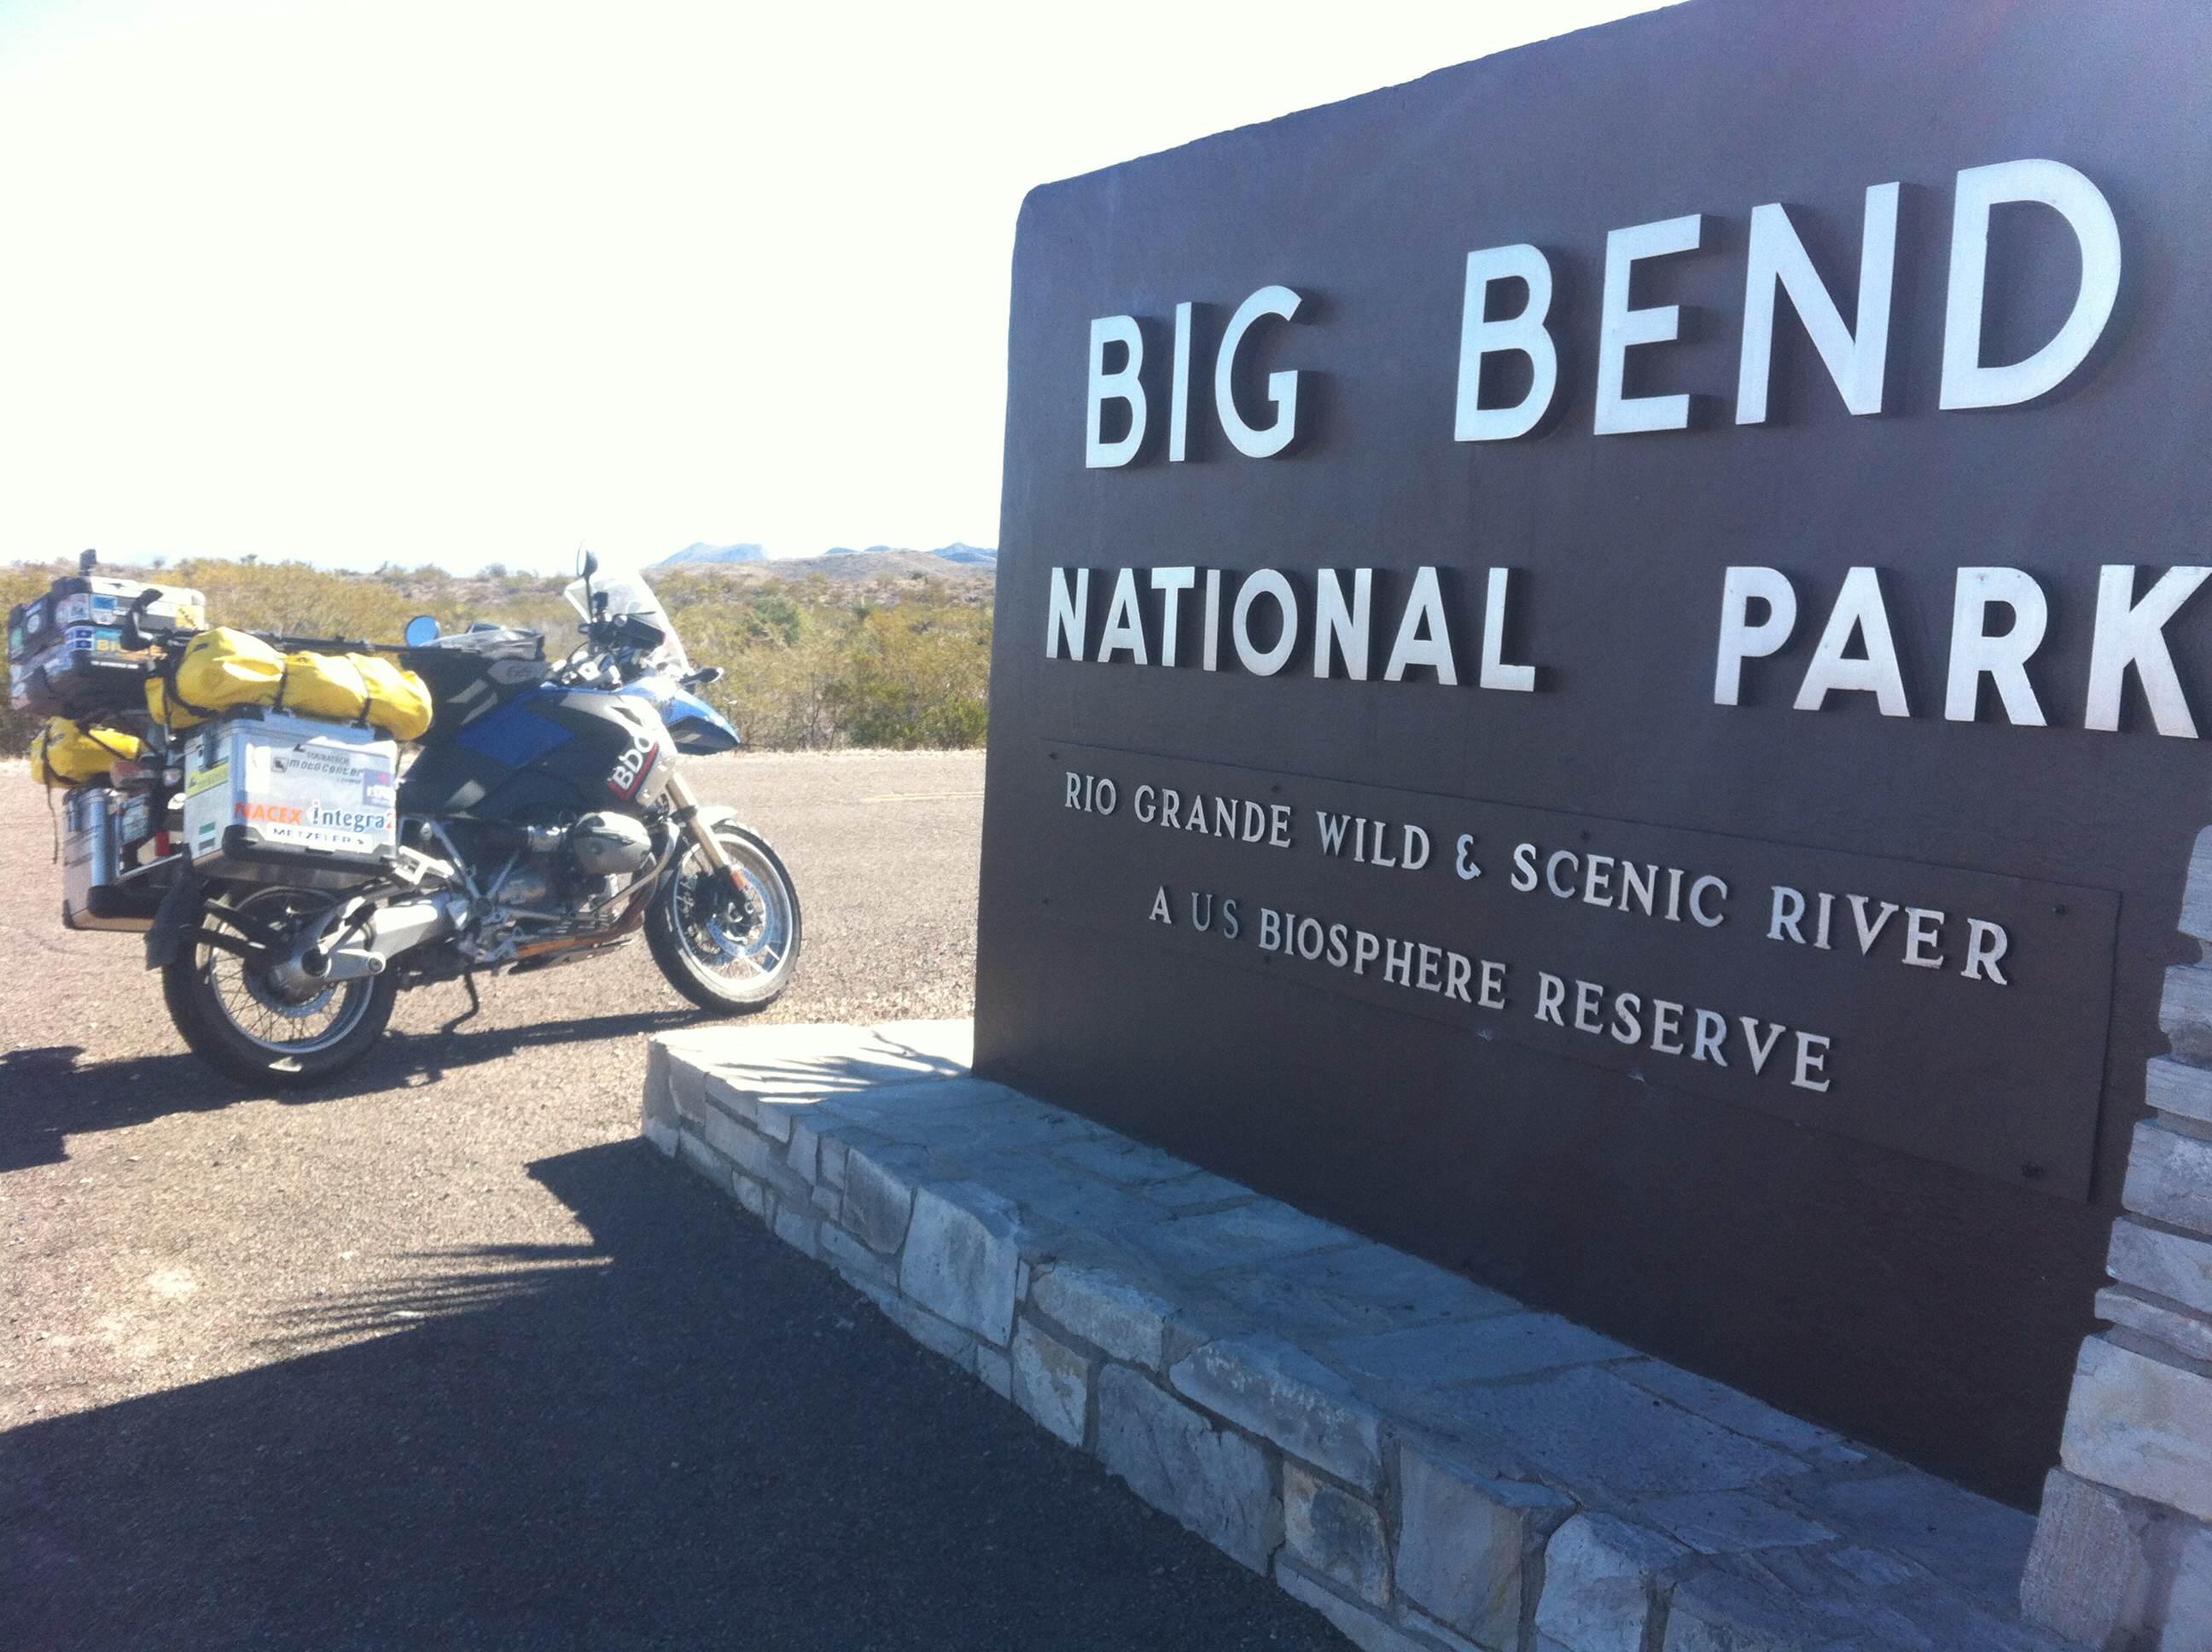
[13,550,800,1086]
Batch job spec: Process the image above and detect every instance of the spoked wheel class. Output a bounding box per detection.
[646,811,801,1014]
[162,886,399,1089]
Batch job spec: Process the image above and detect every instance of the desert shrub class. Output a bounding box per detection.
[829,599,992,748]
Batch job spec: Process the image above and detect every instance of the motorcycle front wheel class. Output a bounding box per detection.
[162,885,399,1089]
[646,810,801,1014]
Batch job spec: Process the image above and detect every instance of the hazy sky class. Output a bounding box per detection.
[0,0,1665,573]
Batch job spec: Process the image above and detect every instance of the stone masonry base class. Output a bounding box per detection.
[643,1021,2084,1652]
[2013,843,2212,1652]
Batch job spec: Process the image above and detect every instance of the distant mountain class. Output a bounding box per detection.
[645,548,994,593]
[659,541,767,566]
[656,540,995,571]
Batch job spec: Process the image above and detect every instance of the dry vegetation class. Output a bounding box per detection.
[1,555,993,754]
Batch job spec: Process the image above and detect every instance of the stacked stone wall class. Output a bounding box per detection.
[2022,830,2212,1651]
[644,1025,2077,1652]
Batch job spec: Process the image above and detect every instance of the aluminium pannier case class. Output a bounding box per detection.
[181,710,399,886]
[7,573,206,663]
[9,574,206,718]
[12,625,159,719]
[61,785,164,932]
[5,597,35,665]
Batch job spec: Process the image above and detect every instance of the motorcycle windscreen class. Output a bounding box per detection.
[565,568,691,676]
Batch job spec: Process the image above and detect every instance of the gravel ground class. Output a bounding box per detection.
[0,750,1344,1651]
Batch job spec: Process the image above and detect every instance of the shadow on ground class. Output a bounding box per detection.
[0,1138,1343,1652]
[0,1009,708,1172]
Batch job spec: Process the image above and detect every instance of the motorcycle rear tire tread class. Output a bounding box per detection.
[161,952,400,1091]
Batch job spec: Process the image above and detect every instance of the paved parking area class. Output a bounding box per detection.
[0,751,1346,1649]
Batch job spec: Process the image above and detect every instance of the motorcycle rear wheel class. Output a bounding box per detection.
[647,811,801,1014]
[162,886,399,1089]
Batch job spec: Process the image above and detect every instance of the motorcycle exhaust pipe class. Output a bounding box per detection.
[270,891,471,992]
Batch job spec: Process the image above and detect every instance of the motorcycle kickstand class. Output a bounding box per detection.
[440,971,482,1035]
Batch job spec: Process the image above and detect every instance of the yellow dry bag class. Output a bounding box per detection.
[354,654,433,741]
[144,673,203,729]
[278,650,370,724]
[168,626,285,717]
[148,630,433,742]
[30,718,142,786]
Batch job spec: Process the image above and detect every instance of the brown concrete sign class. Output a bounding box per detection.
[975,0,2212,1504]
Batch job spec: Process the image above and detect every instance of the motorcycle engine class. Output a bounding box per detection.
[478,814,656,916]
[568,812,655,877]
[450,812,664,968]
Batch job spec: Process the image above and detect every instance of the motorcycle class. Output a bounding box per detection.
[49,550,800,1087]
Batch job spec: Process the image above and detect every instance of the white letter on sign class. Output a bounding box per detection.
[1086,315,1146,468]
[1150,566,1196,666]
[1096,567,1149,665]
[1941,160,2122,410]
[1168,301,1193,462]
[1046,567,1090,660]
[1315,568,1373,681]
[2085,565,2211,737]
[1214,285,1303,458]
[1714,567,1798,706]
[1945,567,2048,725]
[1737,183,1898,423]
[1231,569,1299,676]
[1479,568,1535,692]
[1384,566,1458,685]
[1595,213,1703,435]
[1796,567,1909,717]
[1456,245,1557,442]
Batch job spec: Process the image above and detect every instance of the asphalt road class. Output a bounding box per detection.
[0,750,1345,1651]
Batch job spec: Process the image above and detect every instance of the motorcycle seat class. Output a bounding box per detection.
[402,626,550,733]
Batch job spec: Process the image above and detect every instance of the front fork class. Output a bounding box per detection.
[661,768,746,897]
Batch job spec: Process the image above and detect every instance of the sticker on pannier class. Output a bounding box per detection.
[181,712,399,874]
